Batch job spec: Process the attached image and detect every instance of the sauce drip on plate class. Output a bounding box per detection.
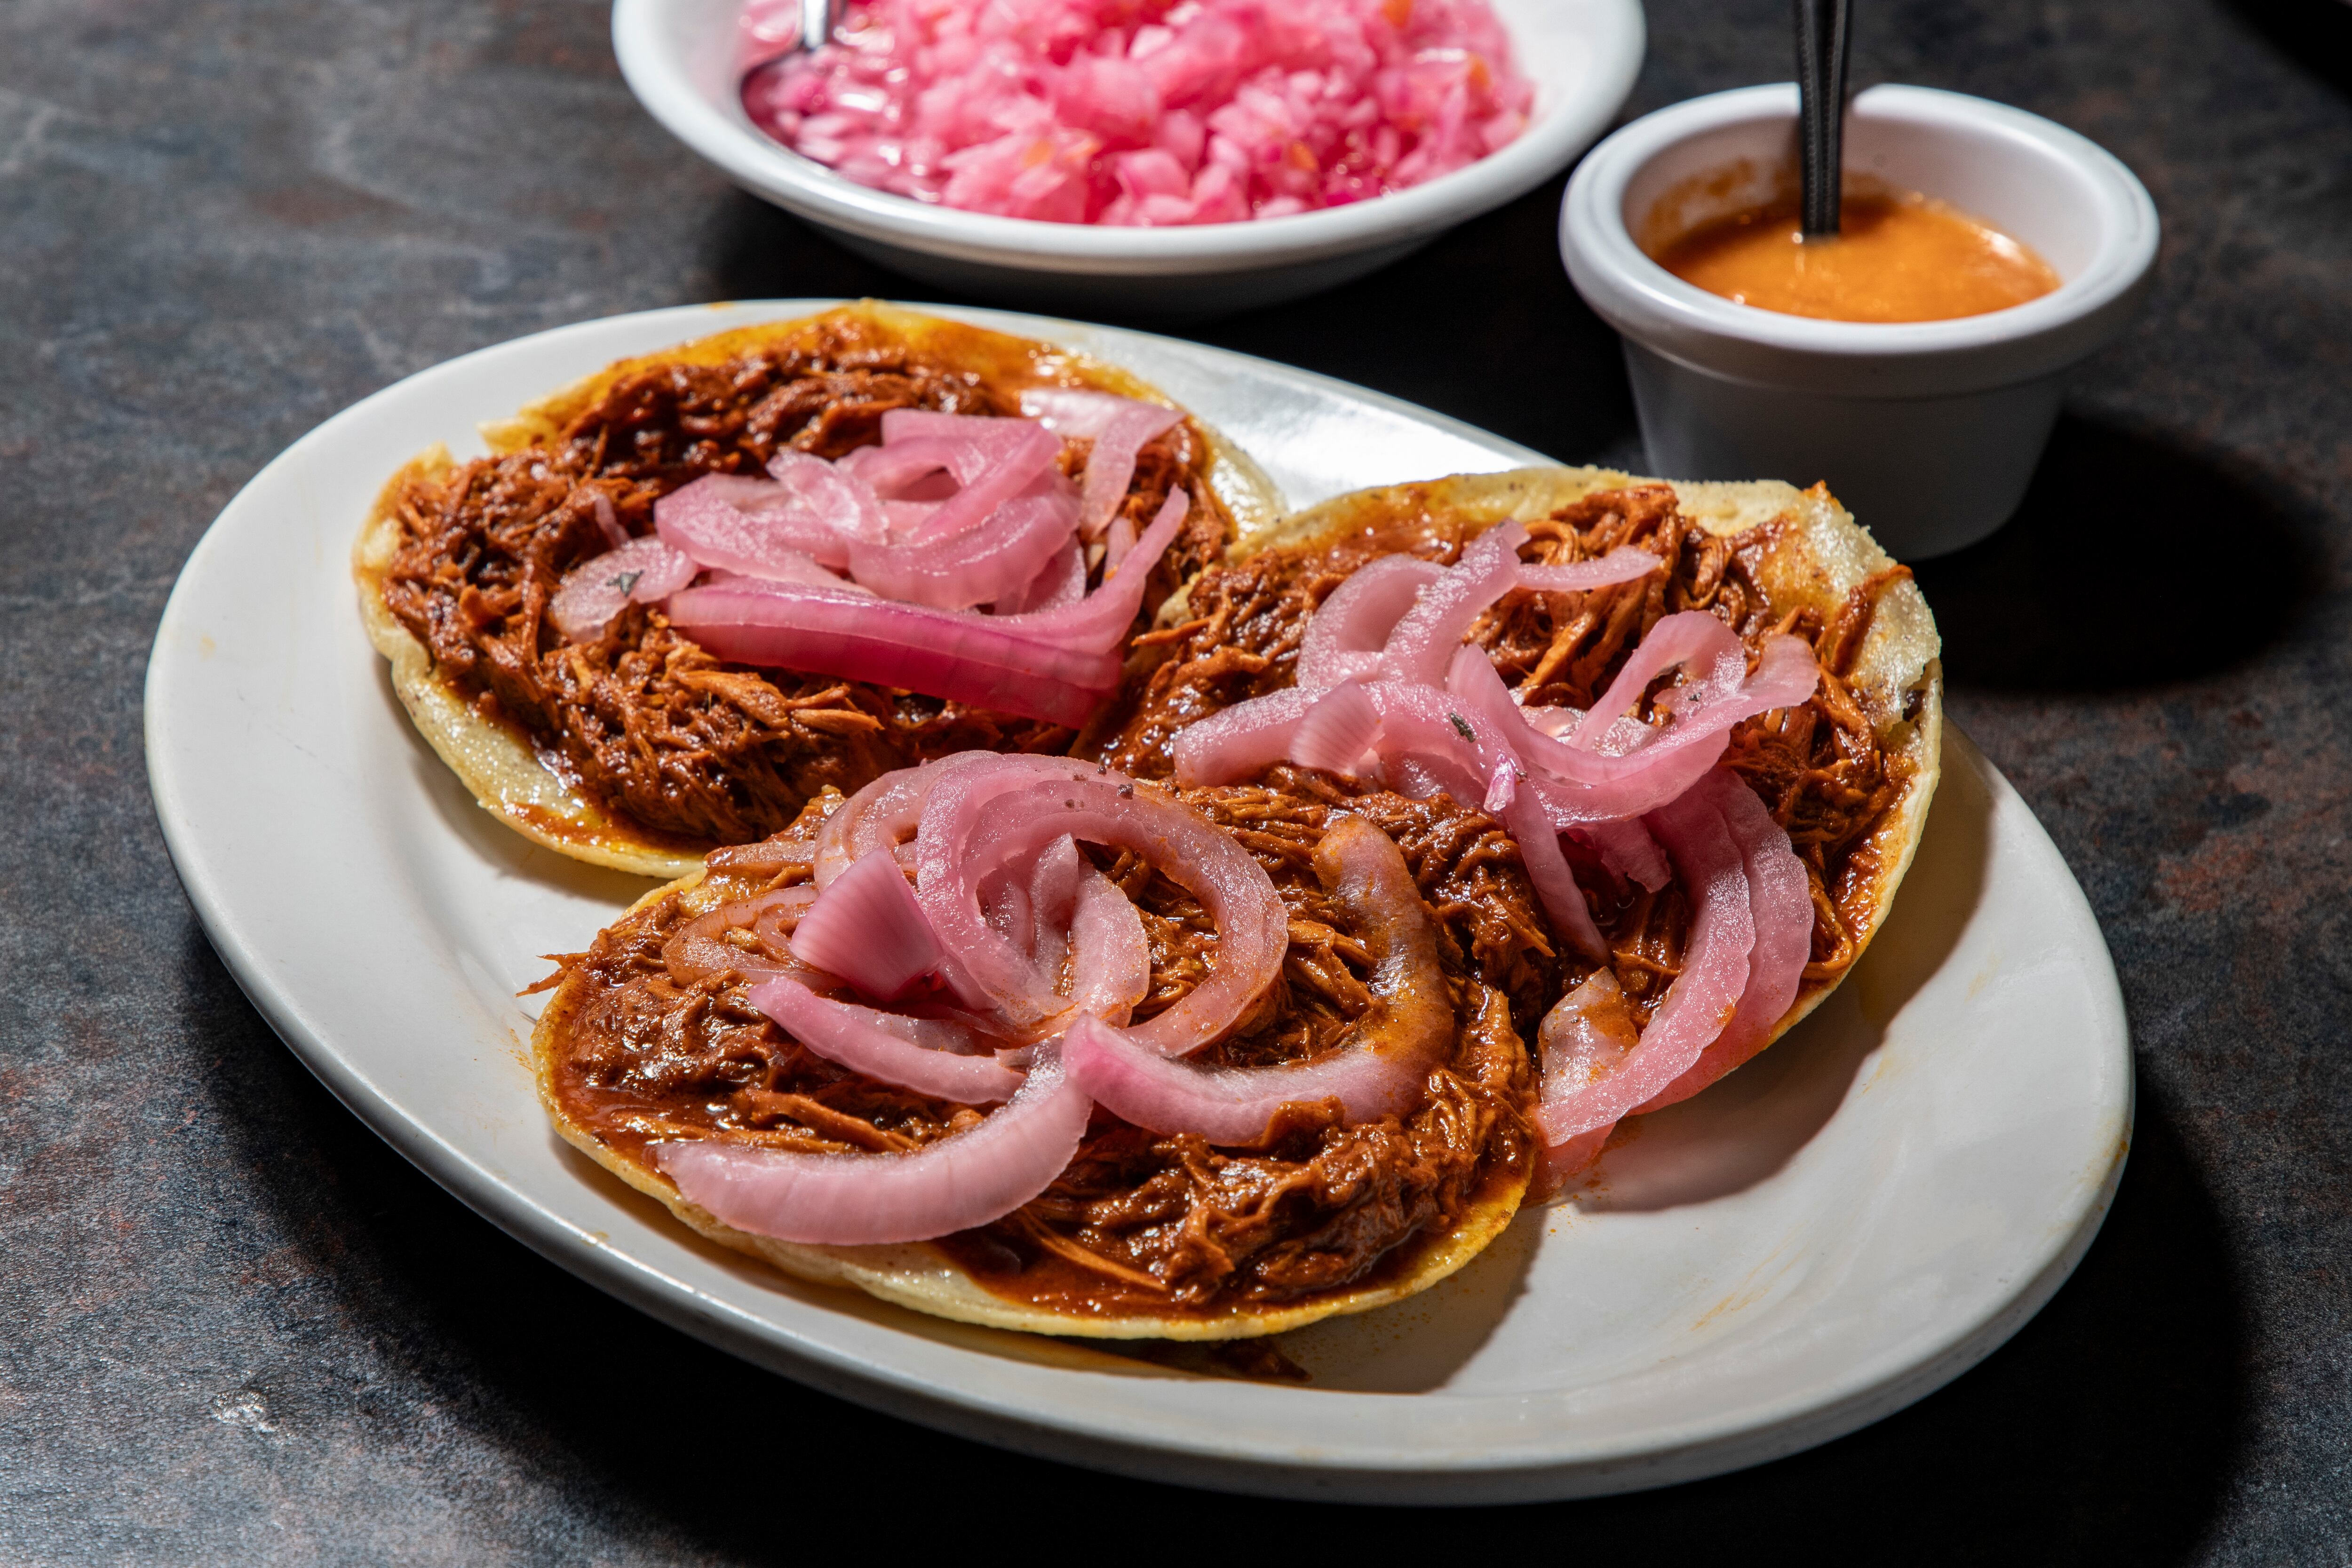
[1653,191,2061,323]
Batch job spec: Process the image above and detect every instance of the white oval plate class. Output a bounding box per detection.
[146,301,2132,1503]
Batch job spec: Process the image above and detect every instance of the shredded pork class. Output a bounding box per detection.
[377,316,1227,846]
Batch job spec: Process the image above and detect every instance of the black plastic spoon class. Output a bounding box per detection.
[1794,0,1854,237]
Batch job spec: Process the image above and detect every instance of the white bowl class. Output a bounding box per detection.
[1560,84,2159,557]
[614,0,1646,315]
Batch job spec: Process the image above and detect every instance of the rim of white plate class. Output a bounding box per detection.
[144,300,2132,1502]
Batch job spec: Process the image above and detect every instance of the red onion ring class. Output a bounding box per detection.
[750,975,1025,1104]
[548,535,698,643]
[662,885,821,987]
[663,581,1121,728]
[652,1044,1091,1244]
[1294,555,1443,691]
[915,768,1287,1049]
[1377,521,1527,686]
[1061,814,1451,1144]
[1534,773,1756,1146]
[1633,772,1813,1113]
[1515,546,1662,594]
[846,468,1081,609]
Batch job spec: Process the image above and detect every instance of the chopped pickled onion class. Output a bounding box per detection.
[740,0,1534,227]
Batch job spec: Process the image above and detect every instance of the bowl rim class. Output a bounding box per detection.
[612,0,1647,277]
[1560,82,2161,364]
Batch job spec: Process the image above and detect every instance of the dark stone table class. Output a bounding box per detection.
[4,0,2346,1558]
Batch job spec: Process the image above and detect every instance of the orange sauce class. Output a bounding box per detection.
[1653,190,2060,323]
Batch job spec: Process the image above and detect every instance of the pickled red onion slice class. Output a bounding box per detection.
[654,471,863,573]
[1015,388,1184,537]
[1288,679,1382,777]
[1377,521,1527,686]
[813,755,1098,888]
[1573,615,1820,758]
[750,976,1024,1104]
[915,768,1286,1049]
[1634,775,1813,1113]
[704,555,868,593]
[1516,547,1663,595]
[1499,785,1608,963]
[1061,814,1450,1144]
[1064,865,1152,1025]
[590,491,628,550]
[1294,555,1442,691]
[1016,387,1155,440]
[1573,817,1672,891]
[1348,679,1521,798]
[662,885,820,986]
[1534,773,1756,1146]
[871,414,1062,547]
[1170,685,1320,788]
[652,1045,1091,1244]
[789,847,946,1000]
[548,535,698,643]
[664,581,1121,728]
[1536,970,1641,1108]
[765,450,891,543]
[1021,838,1152,1029]
[1084,405,1182,538]
[992,539,1085,614]
[846,468,1081,608]
[989,488,1188,652]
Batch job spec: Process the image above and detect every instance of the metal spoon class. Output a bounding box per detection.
[1794,0,1853,237]
[795,0,839,55]
[745,0,839,76]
